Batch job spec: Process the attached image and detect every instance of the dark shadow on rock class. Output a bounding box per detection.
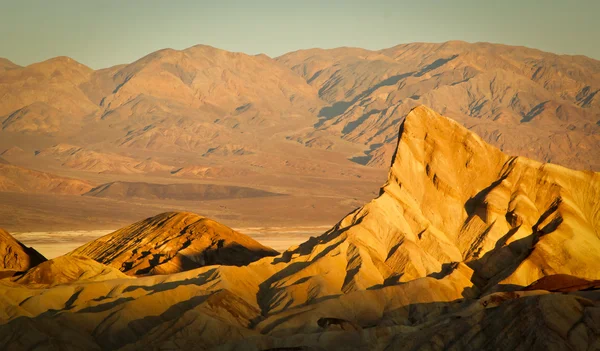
[317,101,352,120]
[415,55,459,77]
[77,297,135,314]
[466,198,564,293]
[122,268,219,294]
[349,154,372,166]
[521,101,549,122]
[94,294,211,350]
[342,109,382,134]
[316,71,415,128]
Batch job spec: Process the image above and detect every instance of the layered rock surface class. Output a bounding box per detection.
[69,211,279,275]
[0,106,599,350]
[0,228,46,277]
[14,255,130,286]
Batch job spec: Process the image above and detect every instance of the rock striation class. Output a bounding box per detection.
[69,211,279,275]
[0,228,46,277]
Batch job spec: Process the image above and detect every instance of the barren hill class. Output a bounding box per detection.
[0,102,74,135]
[0,228,46,276]
[1,106,598,350]
[170,164,253,178]
[69,211,279,275]
[0,163,93,194]
[0,56,97,119]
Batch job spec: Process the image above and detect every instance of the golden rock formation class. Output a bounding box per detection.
[0,228,46,277]
[1,106,598,350]
[69,211,279,275]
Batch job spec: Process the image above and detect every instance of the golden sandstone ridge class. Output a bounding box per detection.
[1,106,599,350]
[69,212,279,275]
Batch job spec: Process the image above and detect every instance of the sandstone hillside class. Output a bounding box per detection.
[69,212,279,275]
[0,106,598,350]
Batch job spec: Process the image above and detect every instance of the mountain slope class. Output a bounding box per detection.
[14,255,131,286]
[278,41,600,171]
[0,58,20,72]
[0,56,98,118]
[69,212,279,275]
[0,228,46,276]
[0,163,94,194]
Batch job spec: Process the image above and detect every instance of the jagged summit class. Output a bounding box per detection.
[332,105,600,291]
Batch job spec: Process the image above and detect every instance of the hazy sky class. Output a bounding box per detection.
[1,0,599,69]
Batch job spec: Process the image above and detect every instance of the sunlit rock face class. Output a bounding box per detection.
[0,228,46,276]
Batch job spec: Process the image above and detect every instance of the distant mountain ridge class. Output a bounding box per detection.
[277,41,600,170]
[1,40,598,175]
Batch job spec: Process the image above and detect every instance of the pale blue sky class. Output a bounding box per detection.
[1,0,598,69]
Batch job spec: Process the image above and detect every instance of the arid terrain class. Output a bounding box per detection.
[1,41,599,234]
[1,106,599,350]
[0,40,599,350]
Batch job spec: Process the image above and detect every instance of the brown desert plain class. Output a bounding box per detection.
[0,41,600,350]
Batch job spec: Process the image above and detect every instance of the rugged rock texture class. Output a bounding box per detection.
[69,212,279,275]
[0,228,46,276]
[0,106,598,350]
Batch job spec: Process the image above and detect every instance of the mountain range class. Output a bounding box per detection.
[1,41,598,231]
[2,41,599,174]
